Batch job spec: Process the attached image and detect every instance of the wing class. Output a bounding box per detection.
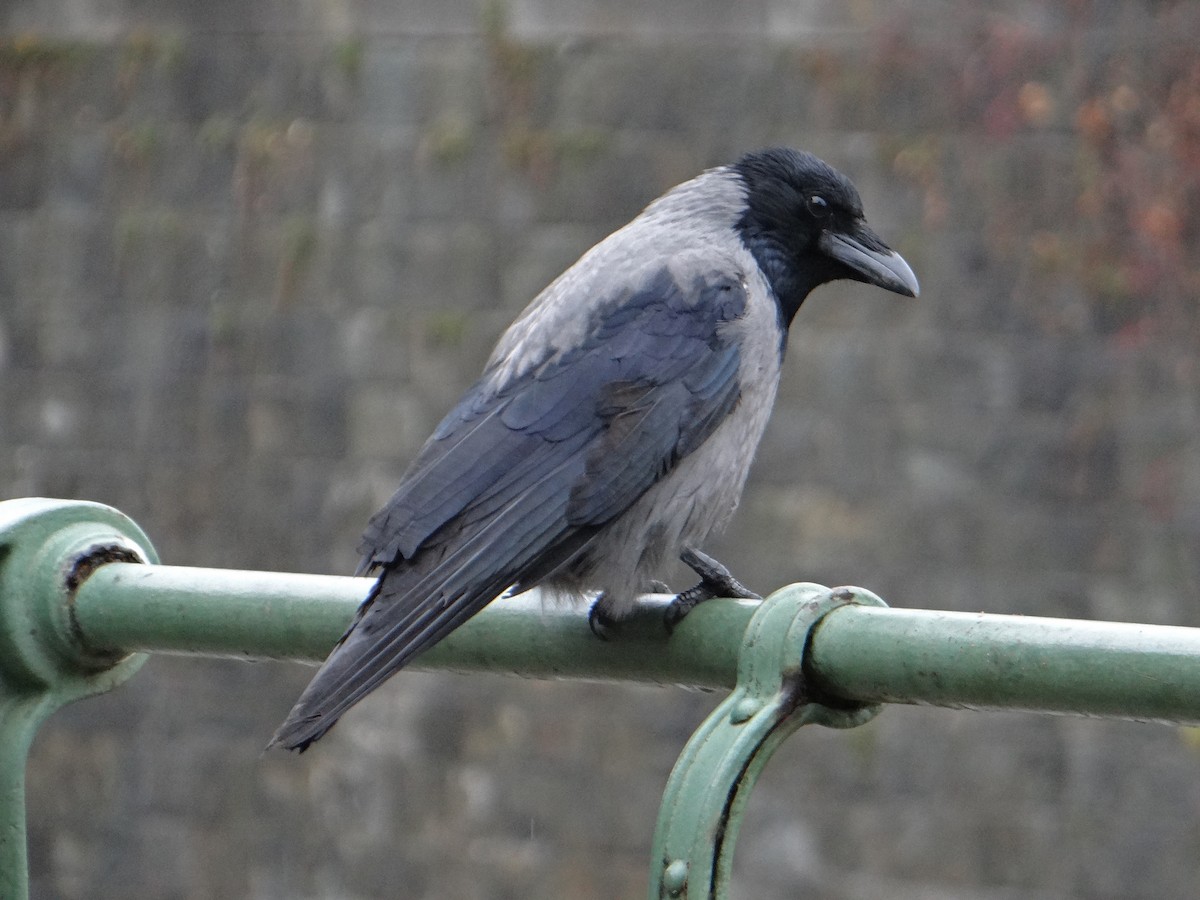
[270,262,748,750]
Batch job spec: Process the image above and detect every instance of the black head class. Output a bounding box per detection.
[732,148,918,329]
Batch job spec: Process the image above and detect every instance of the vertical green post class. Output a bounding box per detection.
[0,697,42,900]
[0,500,156,900]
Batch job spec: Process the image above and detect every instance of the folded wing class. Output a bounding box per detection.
[270,263,748,750]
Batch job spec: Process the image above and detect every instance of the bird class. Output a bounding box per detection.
[270,147,918,751]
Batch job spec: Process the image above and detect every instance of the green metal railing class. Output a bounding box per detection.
[3,498,1200,899]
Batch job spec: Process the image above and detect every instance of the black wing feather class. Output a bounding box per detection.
[271,264,749,750]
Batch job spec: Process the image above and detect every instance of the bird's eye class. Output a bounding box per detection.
[806,195,831,219]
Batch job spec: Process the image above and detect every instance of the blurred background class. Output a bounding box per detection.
[3,0,1200,897]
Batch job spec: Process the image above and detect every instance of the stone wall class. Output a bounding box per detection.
[3,1,1199,897]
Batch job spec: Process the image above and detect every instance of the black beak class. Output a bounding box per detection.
[818,227,919,298]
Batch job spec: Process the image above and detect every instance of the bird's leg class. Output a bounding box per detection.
[665,547,762,632]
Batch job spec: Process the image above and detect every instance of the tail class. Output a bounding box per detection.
[266,577,382,752]
[267,559,514,752]
[269,447,589,752]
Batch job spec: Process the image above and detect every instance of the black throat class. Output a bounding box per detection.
[735,229,842,339]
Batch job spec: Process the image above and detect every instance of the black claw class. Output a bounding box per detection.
[680,547,761,601]
[664,582,711,634]
[588,595,621,641]
[665,547,761,634]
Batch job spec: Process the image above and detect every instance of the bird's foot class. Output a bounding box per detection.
[665,547,761,633]
[680,547,761,600]
[588,593,622,641]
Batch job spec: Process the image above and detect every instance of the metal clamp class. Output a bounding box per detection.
[0,499,157,900]
[648,582,886,899]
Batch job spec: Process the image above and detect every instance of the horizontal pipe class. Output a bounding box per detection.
[71,563,754,689]
[806,605,1200,725]
[73,563,1200,725]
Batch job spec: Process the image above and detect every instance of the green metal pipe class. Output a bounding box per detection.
[72,563,754,689]
[75,564,1200,724]
[806,604,1200,725]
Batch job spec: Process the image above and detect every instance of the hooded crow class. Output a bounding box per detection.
[270,147,918,751]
